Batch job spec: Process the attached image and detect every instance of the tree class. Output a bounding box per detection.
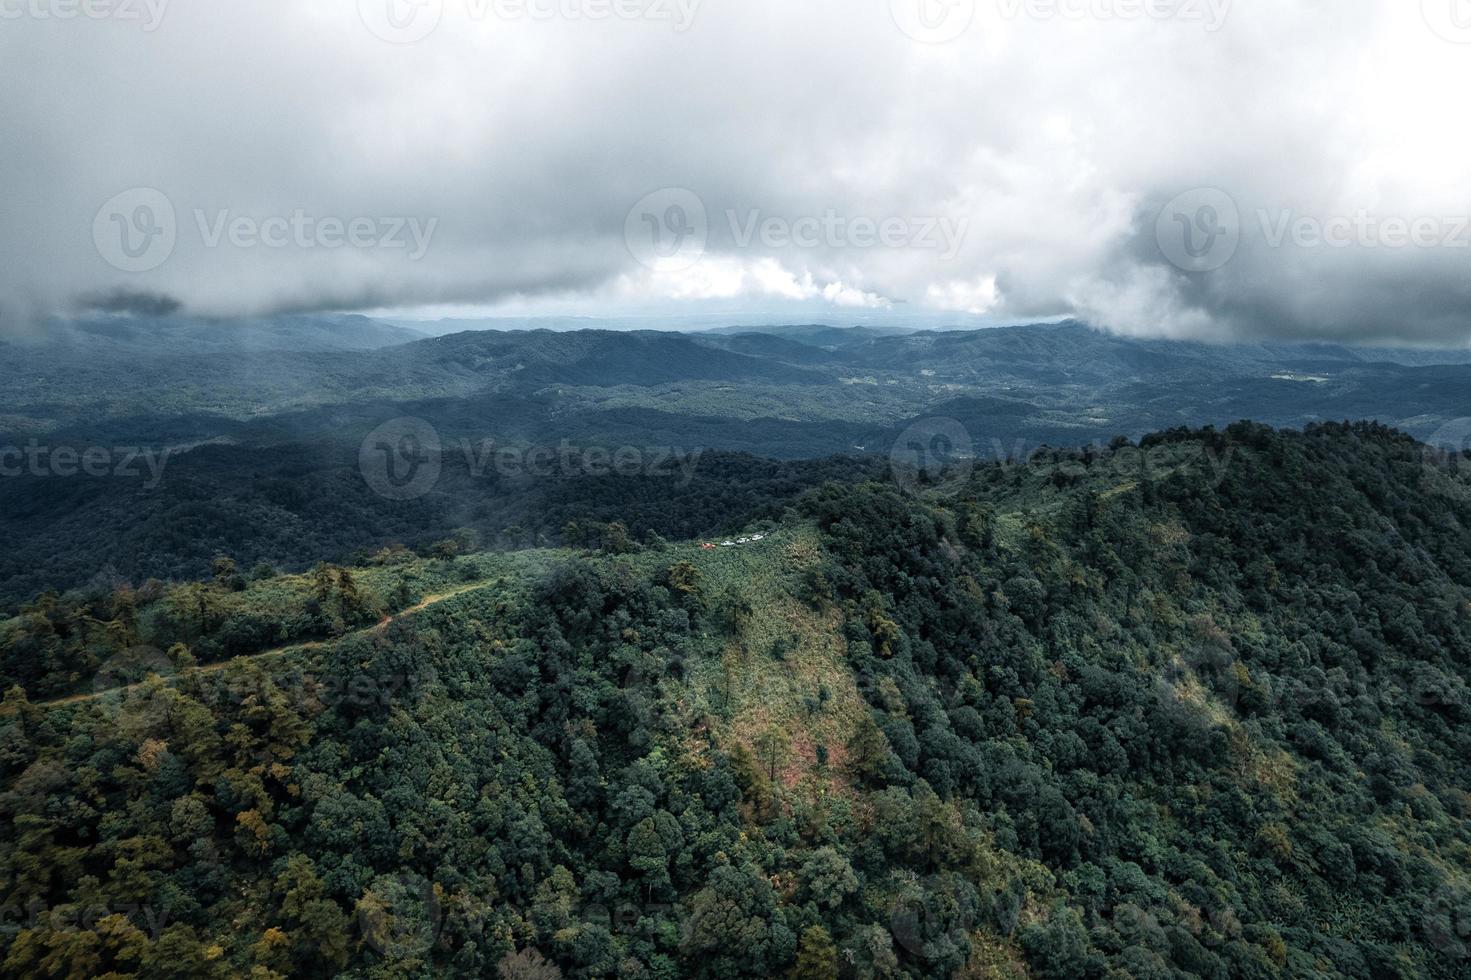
[337,568,377,625]
[562,521,590,549]
[499,948,563,979]
[666,561,703,598]
[755,726,791,783]
[183,582,215,634]
[0,684,37,729]
[167,642,196,670]
[311,563,335,604]
[846,713,893,783]
[800,847,858,909]
[789,925,838,980]
[717,588,755,634]
[276,855,350,969]
[730,742,774,819]
[211,555,241,589]
[602,522,638,554]
[627,816,673,900]
[863,593,902,658]
[681,865,794,977]
[1020,905,1090,980]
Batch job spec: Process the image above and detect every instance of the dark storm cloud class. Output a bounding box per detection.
[77,288,183,317]
[1,0,1468,343]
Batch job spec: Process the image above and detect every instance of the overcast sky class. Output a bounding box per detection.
[3,0,1470,343]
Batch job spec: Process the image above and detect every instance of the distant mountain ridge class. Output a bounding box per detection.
[8,313,424,354]
[5,316,1471,455]
[391,329,829,386]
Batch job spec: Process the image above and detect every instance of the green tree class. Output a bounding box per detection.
[627,816,673,900]
[681,865,794,977]
[666,561,703,598]
[800,847,858,909]
[211,555,242,589]
[789,925,838,980]
[755,726,791,783]
[846,713,892,783]
[1020,905,1090,980]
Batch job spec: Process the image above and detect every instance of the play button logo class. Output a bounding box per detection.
[891,0,975,44]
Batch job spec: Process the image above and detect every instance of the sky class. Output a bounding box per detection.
[3,0,1471,343]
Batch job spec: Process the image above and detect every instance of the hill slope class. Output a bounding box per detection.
[2,423,1469,978]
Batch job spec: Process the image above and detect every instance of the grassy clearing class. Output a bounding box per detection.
[668,525,869,792]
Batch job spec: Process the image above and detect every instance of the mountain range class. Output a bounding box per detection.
[4,314,1471,605]
[5,316,1470,456]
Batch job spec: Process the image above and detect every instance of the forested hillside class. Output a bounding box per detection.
[1,422,1469,978]
[11,318,1471,612]
[0,450,883,611]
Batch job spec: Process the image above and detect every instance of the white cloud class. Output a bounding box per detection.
[615,255,890,310]
[2,0,1469,343]
[926,276,1000,315]
[822,281,890,309]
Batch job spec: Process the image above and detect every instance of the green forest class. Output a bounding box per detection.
[2,422,1469,978]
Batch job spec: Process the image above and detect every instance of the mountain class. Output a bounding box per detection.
[7,319,1471,605]
[392,329,831,387]
[7,319,1471,452]
[3,423,1468,978]
[701,323,919,346]
[9,313,425,354]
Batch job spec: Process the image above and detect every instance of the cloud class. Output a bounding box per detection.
[76,288,183,317]
[2,0,1469,343]
[927,276,1000,316]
